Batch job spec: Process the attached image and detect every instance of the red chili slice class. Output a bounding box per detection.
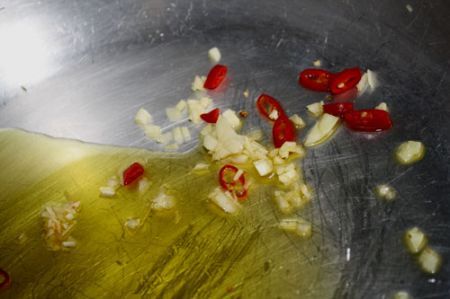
[330,67,362,95]
[200,108,220,123]
[272,116,297,148]
[343,109,393,132]
[256,94,286,121]
[323,102,354,118]
[0,269,11,290]
[298,69,334,92]
[122,162,145,186]
[204,64,227,90]
[218,164,248,201]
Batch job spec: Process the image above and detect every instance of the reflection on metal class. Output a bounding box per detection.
[0,22,54,87]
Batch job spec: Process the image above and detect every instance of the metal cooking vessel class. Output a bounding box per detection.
[0,0,449,298]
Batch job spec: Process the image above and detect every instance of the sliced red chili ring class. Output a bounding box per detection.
[330,67,362,95]
[204,64,228,90]
[0,269,11,290]
[122,162,145,186]
[323,102,354,118]
[298,69,334,92]
[343,109,393,132]
[256,94,286,121]
[272,116,297,148]
[218,164,248,201]
[200,108,220,123]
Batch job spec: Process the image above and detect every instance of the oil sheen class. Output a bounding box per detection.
[0,129,339,298]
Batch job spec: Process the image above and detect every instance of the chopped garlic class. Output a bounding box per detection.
[213,117,245,159]
[208,187,241,214]
[125,218,141,230]
[222,109,242,130]
[268,109,279,120]
[175,99,187,112]
[191,75,206,91]
[367,70,379,90]
[200,96,213,109]
[356,72,369,96]
[272,156,284,165]
[187,99,206,124]
[138,177,150,193]
[233,169,244,181]
[304,113,340,147]
[298,183,313,202]
[405,227,427,254]
[418,247,442,274]
[306,101,324,118]
[273,191,293,214]
[279,218,312,238]
[243,89,250,98]
[107,176,120,189]
[41,201,80,251]
[203,134,219,151]
[144,124,162,141]
[395,141,425,165]
[276,163,299,186]
[289,114,306,129]
[172,127,184,144]
[151,191,176,211]
[62,239,77,248]
[375,184,396,201]
[192,162,209,172]
[135,108,153,126]
[166,107,183,122]
[253,159,273,176]
[406,4,413,13]
[99,186,116,197]
[180,126,192,142]
[313,59,322,67]
[200,124,214,136]
[159,132,173,144]
[393,291,411,299]
[273,187,308,214]
[208,47,221,63]
[279,141,305,159]
[228,154,249,164]
[375,102,389,112]
[247,129,263,141]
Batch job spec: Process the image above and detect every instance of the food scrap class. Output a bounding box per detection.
[208,47,221,64]
[41,201,81,251]
[374,184,397,201]
[395,141,425,165]
[403,227,442,274]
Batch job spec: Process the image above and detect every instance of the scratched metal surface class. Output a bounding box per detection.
[0,0,449,298]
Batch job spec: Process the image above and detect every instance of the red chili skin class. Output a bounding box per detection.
[200,108,220,123]
[272,116,297,148]
[323,102,354,118]
[298,69,334,92]
[122,162,145,186]
[0,269,11,290]
[204,64,227,90]
[330,68,362,95]
[218,165,248,201]
[343,109,393,132]
[256,94,286,121]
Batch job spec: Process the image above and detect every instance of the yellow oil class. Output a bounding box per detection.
[0,129,339,298]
